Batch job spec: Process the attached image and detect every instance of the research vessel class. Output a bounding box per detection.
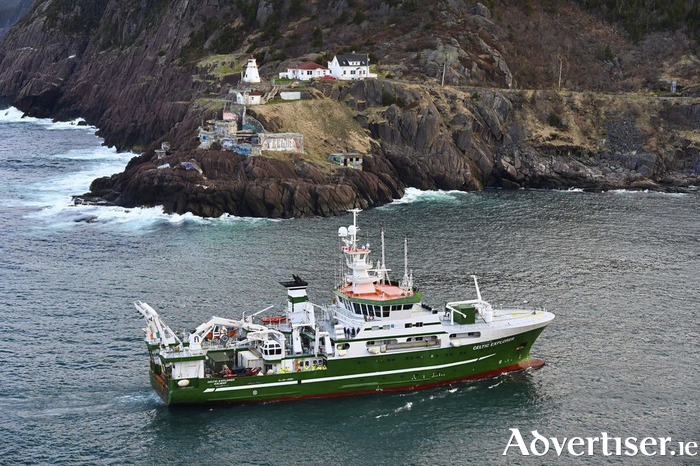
[137,209,555,405]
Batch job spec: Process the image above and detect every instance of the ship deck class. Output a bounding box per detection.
[338,283,416,302]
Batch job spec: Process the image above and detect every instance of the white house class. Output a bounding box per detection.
[242,57,261,83]
[279,62,331,81]
[236,90,263,105]
[328,53,377,80]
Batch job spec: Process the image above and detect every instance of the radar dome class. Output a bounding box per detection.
[348,225,356,235]
[338,227,348,237]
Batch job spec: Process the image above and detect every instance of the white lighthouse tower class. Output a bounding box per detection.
[242,57,261,83]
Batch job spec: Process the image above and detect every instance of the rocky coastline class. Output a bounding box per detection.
[75,79,699,218]
[2,1,699,218]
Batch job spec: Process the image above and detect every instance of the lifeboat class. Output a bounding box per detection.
[205,326,237,340]
[260,316,286,324]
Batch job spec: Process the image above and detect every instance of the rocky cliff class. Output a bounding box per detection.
[0,0,33,39]
[84,79,700,217]
[1,0,699,218]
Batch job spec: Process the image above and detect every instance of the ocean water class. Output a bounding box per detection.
[0,107,698,465]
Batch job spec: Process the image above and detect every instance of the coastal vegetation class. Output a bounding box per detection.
[1,0,698,218]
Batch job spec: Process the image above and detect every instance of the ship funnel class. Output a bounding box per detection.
[280,275,315,327]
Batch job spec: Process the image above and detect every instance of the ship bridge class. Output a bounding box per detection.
[334,209,423,321]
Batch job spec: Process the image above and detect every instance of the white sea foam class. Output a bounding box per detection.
[608,189,650,194]
[383,187,470,207]
[3,111,276,231]
[606,189,688,197]
[394,401,413,413]
[0,106,96,131]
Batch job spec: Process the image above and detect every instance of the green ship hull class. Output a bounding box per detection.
[151,328,545,405]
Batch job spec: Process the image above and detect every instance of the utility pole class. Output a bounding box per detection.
[558,56,563,91]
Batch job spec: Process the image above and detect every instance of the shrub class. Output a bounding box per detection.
[211,25,241,54]
[353,11,366,24]
[547,112,566,129]
[382,92,405,107]
[271,50,287,62]
[335,11,349,25]
[288,0,304,18]
[311,27,323,48]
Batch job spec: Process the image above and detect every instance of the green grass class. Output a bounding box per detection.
[265,98,297,105]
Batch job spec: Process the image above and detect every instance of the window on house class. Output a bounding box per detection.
[351,70,356,75]
[307,70,312,75]
[343,70,347,75]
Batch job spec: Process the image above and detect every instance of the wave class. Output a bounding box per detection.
[31,204,278,231]
[374,401,414,419]
[24,160,278,231]
[0,106,96,131]
[383,187,471,207]
[2,113,277,231]
[606,189,688,197]
[57,146,134,162]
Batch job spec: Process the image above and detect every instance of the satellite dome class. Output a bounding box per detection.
[348,225,356,235]
[338,226,348,237]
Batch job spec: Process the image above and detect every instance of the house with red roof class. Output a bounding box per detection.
[279,62,330,81]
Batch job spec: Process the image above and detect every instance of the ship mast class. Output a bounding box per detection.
[400,237,413,292]
[337,209,378,294]
[376,228,391,285]
[381,228,386,279]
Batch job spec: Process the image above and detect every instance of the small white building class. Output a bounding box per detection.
[279,62,330,81]
[329,152,363,170]
[280,91,301,100]
[328,53,377,80]
[242,57,261,83]
[236,90,263,105]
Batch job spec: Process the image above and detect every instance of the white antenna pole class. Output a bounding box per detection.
[352,209,358,249]
[381,228,386,284]
[471,275,482,301]
[400,236,409,290]
[404,237,408,278]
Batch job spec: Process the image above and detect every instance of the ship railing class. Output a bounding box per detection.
[325,304,363,326]
[493,306,547,315]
